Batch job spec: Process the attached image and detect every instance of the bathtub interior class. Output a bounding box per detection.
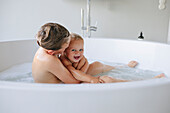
[0,38,170,113]
[0,38,170,78]
[0,39,38,72]
[84,38,170,78]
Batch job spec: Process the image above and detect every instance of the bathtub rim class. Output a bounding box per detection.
[0,38,170,91]
[0,78,169,91]
[87,37,169,45]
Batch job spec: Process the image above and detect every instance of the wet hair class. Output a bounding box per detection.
[70,33,83,41]
[36,23,70,50]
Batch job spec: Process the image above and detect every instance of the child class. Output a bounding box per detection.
[61,33,147,83]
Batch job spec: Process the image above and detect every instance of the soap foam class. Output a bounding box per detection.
[0,60,163,83]
[0,63,34,83]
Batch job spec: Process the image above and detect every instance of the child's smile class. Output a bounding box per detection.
[74,55,81,60]
[65,39,84,63]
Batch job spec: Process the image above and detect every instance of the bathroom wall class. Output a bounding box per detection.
[0,0,170,43]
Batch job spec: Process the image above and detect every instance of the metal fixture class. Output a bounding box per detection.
[159,0,166,10]
[138,32,144,40]
[81,0,97,38]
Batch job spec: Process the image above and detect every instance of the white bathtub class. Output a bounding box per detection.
[0,38,170,113]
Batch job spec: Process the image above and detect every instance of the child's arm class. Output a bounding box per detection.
[79,58,89,73]
[67,65,102,83]
[73,56,86,69]
[60,55,99,83]
[73,56,89,73]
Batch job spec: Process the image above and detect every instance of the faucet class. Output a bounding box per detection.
[81,0,97,38]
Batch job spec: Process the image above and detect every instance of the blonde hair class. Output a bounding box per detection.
[36,23,70,50]
[70,33,83,41]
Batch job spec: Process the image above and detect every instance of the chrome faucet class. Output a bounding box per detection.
[81,0,97,38]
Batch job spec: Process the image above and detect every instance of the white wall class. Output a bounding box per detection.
[0,0,170,43]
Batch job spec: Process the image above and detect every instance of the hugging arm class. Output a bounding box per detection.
[49,58,80,84]
[60,55,102,83]
[67,65,102,83]
[73,56,89,73]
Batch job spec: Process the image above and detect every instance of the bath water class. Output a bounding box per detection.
[0,63,34,83]
[0,60,163,83]
[89,59,162,81]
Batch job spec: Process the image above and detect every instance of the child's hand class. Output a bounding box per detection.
[90,77,100,83]
[90,77,105,83]
[72,62,78,69]
[99,75,114,83]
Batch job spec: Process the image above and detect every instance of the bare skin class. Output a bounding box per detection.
[65,58,165,83]
[99,76,129,83]
[154,73,166,78]
[99,73,165,83]
[128,61,138,68]
[62,38,139,83]
[89,61,165,83]
[32,44,81,84]
[62,35,165,84]
[86,61,138,76]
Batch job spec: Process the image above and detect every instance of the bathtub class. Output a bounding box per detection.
[0,38,170,113]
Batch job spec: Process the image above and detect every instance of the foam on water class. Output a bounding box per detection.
[89,59,163,81]
[0,60,163,83]
[95,66,161,81]
[0,63,34,83]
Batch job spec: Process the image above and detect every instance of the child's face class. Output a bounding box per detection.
[65,39,84,63]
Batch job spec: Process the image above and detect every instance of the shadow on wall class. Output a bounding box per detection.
[168,18,170,44]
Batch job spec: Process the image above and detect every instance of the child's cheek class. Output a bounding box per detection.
[80,55,83,60]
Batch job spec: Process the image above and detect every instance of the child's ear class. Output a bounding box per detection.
[47,50,55,55]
